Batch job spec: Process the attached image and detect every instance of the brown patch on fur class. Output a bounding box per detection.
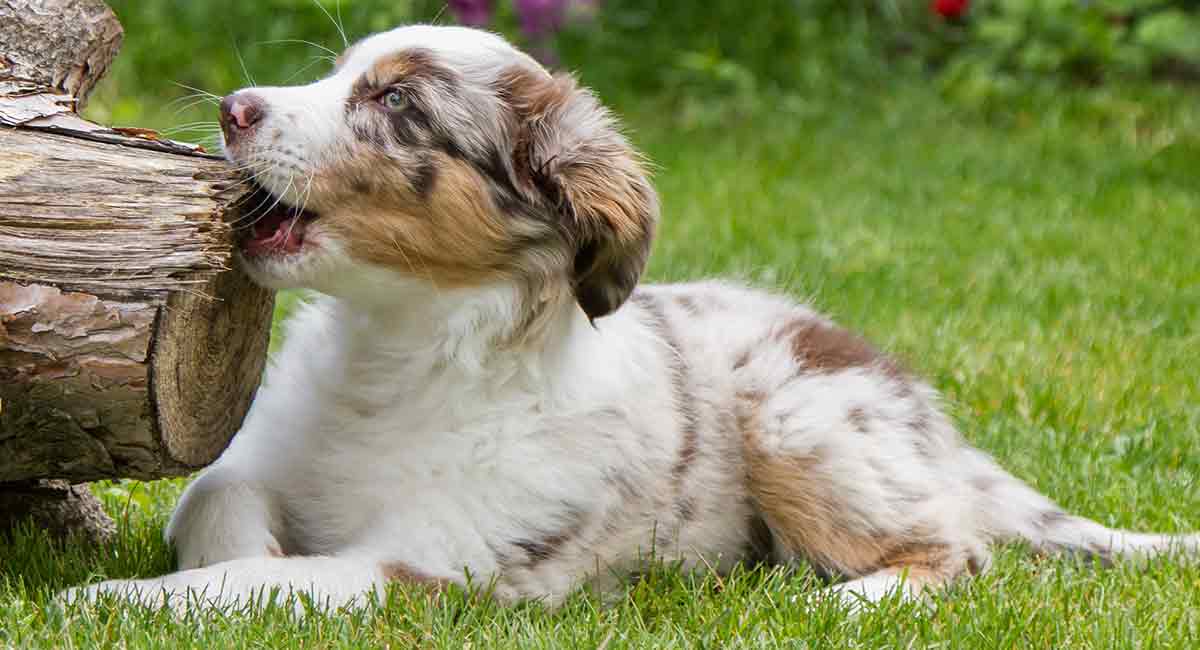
[847,406,870,434]
[327,150,527,285]
[351,48,457,100]
[673,433,700,481]
[514,534,571,565]
[380,561,451,590]
[739,392,876,574]
[870,541,968,590]
[633,292,701,486]
[509,507,588,569]
[675,294,701,315]
[675,496,697,523]
[908,406,931,435]
[877,542,952,574]
[778,318,899,376]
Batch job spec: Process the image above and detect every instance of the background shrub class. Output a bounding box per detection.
[88,1,1199,135]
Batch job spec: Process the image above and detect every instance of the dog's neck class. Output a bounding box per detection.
[323,277,602,386]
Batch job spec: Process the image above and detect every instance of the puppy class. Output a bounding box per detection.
[68,25,1199,610]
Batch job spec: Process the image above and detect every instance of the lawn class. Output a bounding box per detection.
[2,65,1199,647]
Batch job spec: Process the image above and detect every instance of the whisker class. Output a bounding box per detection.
[172,103,219,118]
[258,174,295,225]
[167,128,226,137]
[336,0,345,41]
[230,33,257,87]
[229,167,286,226]
[223,174,278,199]
[219,174,272,198]
[281,56,335,85]
[171,97,225,117]
[171,82,222,100]
[310,0,348,47]
[222,160,274,174]
[228,161,280,185]
[298,169,316,217]
[257,38,339,58]
[279,172,313,248]
[166,93,221,111]
[237,171,293,230]
[431,3,448,26]
[162,121,223,131]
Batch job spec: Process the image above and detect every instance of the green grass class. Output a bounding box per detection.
[3,75,1199,647]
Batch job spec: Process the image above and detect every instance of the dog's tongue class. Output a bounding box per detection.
[244,209,305,256]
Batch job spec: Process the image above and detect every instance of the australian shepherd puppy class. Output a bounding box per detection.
[68,25,1198,610]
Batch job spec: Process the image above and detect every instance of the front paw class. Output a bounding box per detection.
[59,578,172,608]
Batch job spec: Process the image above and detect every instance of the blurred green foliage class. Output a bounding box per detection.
[554,1,890,95]
[86,1,909,140]
[879,0,1200,95]
[87,1,1200,139]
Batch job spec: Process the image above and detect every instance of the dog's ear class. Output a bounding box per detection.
[500,69,658,322]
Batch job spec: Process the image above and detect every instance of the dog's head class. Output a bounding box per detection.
[220,25,657,322]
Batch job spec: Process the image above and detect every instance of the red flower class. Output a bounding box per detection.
[931,0,969,20]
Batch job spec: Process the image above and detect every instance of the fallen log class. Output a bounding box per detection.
[1,0,274,538]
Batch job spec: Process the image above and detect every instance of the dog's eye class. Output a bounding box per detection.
[380,89,408,110]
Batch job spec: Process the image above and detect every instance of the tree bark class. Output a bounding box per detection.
[0,0,274,540]
[0,479,115,543]
[0,0,123,109]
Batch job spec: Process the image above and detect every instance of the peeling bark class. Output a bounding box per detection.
[0,0,123,108]
[0,272,273,483]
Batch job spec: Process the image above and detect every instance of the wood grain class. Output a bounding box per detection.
[155,265,274,469]
[0,129,239,295]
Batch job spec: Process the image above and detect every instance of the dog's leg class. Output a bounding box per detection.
[62,555,446,611]
[166,464,283,569]
[737,378,988,607]
[820,543,969,609]
[738,366,1200,613]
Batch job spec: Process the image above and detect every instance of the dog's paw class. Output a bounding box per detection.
[58,578,172,608]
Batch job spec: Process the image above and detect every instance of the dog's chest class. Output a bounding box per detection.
[277,394,658,567]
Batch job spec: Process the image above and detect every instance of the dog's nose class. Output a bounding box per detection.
[219,92,266,140]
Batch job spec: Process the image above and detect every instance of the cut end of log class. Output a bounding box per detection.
[155,268,274,468]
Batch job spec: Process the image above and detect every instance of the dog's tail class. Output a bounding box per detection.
[964,448,1200,565]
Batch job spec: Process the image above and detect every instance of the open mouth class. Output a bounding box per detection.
[237,181,320,257]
